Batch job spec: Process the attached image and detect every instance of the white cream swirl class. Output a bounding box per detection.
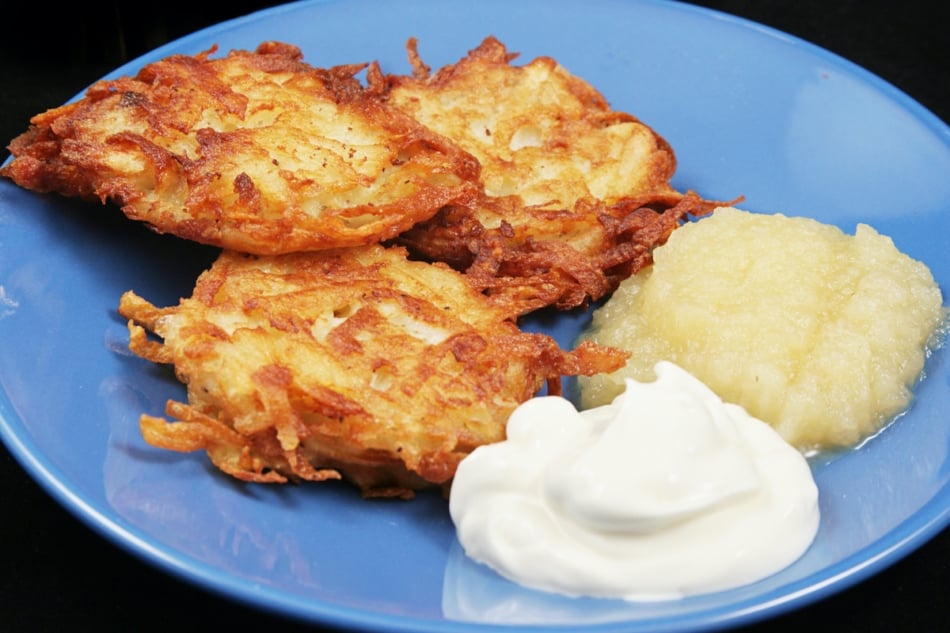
[449,361,820,601]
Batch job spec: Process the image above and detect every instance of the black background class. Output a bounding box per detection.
[1,1,947,631]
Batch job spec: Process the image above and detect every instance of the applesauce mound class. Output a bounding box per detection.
[578,206,948,452]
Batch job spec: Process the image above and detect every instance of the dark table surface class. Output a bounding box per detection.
[1,1,947,631]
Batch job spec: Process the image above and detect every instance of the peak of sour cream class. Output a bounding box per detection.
[449,361,820,601]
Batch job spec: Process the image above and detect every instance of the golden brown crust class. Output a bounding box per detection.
[119,245,628,498]
[2,42,481,254]
[372,37,721,311]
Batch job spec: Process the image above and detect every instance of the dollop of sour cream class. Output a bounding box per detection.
[449,361,820,601]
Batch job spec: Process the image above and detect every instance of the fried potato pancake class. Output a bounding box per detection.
[371,37,719,311]
[1,42,480,254]
[119,245,628,498]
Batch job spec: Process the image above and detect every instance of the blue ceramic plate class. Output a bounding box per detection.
[1,1,948,631]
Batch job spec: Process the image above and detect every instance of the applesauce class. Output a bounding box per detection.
[578,207,947,452]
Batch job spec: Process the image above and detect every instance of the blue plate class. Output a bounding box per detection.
[1,1,948,631]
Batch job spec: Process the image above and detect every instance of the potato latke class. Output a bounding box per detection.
[120,245,628,498]
[374,37,719,311]
[1,42,480,254]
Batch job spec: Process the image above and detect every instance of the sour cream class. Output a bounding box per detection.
[449,361,820,601]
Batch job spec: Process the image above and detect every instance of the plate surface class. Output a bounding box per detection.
[1,1,949,632]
